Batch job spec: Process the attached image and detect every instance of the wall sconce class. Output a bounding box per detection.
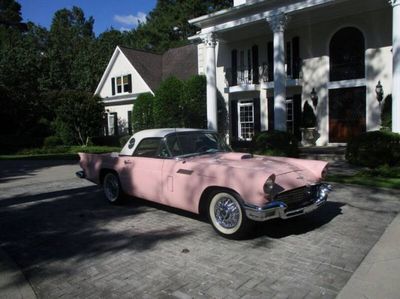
[310,88,318,107]
[375,81,384,104]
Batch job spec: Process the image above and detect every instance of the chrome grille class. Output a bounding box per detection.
[274,185,319,211]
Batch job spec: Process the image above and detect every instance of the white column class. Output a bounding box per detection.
[267,14,289,132]
[202,33,218,131]
[391,0,400,133]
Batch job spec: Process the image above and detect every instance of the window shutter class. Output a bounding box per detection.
[128,111,132,135]
[267,42,274,81]
[231,49,237,86]
[127,74,132,93]
[267,97,275,130]
[111,78,115,95]
[252,45,259,84]
[293,94,302,140]
[292,36,300,79]
[230,100,238,141]
[286,41,292,77]
[253,98,261,133]
[247,49,252,82]
[112,112,118,136]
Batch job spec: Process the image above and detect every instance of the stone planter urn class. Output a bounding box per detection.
[300,127,319,147]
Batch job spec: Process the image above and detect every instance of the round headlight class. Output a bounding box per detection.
[263,175,275,196]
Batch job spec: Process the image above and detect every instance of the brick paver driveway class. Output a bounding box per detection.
[1,160,400,299]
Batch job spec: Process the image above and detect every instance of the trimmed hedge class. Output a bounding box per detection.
[250,130,299,157]
[346,131,400,167]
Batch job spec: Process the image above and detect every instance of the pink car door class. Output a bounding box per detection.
[119,138,164,201]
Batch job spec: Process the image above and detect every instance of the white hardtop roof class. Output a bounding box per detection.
[120,128,217,156]
[132,128,214,139]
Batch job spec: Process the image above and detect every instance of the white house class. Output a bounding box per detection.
[94,44,198,136]
[189,0,399,146]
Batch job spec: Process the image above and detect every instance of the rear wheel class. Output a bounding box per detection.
[103,172,123,204]
[208,191,251,239]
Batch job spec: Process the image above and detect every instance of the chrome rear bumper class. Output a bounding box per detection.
[244,183,332,222]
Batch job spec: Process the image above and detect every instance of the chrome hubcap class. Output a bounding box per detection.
[105,175,119,201]
[214,197,240,229]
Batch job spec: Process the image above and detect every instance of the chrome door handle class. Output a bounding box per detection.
[124,160,132,165]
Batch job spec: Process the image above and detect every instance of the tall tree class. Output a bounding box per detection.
[128,0,232,52]
[47,6,95,91]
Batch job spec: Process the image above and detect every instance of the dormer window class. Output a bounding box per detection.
[111,74,132,95]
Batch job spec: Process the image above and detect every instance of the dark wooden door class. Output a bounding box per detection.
[329,86,366,143]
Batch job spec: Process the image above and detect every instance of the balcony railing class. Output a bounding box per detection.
[225,64,269,87]
[225,60,302,87]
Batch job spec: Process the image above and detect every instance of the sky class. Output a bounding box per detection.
[18,0,157,36]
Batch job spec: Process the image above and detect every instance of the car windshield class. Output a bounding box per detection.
[165,132,232,158]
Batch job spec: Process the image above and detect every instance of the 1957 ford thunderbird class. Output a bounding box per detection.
[77,128,331,239]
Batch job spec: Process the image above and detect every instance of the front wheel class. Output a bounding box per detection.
[103,172,123,204]
[208,191,252,239]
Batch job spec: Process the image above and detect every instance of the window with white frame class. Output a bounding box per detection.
[111,74,132,95]
[238,100,254,141]
[286,98,294,134]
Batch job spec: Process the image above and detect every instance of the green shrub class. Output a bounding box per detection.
[301,101,316,128]
[43,135,63,147]
[90,136,121,147]
[346,131,400,167]
[250,130,299,157]
[132,93,154,132]
[153,76,184,128]
[54,90,104,146]
[119,135,130,147]
[381,95,392,129]
[182,75,207,128]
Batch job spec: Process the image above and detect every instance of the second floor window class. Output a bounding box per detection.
[111,74,132,95]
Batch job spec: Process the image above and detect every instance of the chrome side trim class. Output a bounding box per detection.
[244,183,332,222]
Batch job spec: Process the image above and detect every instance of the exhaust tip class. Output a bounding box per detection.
[76,170,85,179]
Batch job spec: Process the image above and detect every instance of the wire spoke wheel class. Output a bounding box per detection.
[103,173,121,204]
[208,191,250,239]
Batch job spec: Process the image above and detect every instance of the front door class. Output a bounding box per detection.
[329,86,366,143]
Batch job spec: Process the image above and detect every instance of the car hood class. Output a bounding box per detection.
[185,152,304,175]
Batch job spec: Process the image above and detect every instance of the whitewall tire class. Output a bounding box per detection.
[208,191,251,239]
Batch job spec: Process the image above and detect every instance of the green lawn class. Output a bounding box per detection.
[0,146,121,161]
[327,166,400,190]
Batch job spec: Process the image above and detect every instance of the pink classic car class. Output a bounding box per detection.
[77,128,331,239]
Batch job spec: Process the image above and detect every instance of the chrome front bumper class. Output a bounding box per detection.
[244,184,332,222]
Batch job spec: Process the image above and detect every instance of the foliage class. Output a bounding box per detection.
[132,93,155,131]
[250,130,299,157]
[119,135,131,147]
[153,77,184,127]
[346,131,400,168]
[182,75,207,128]
[327,166,400,190]
[381,95,392,129]
[128,0,233,52]
[0,1,233,150]
[43,135,63,147]
[301,101,316,128]
[53,91,104,146]
[90,135,121,147]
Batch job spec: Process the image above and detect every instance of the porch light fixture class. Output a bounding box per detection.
[310,88,318,107]
[375,81,384,104]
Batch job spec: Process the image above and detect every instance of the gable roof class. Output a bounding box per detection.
[95,44,198,96]
[118,46,163,92]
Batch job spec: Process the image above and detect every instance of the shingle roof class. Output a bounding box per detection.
[118,44,198,92]
[162,44,198,81]
[118,46,163,92]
